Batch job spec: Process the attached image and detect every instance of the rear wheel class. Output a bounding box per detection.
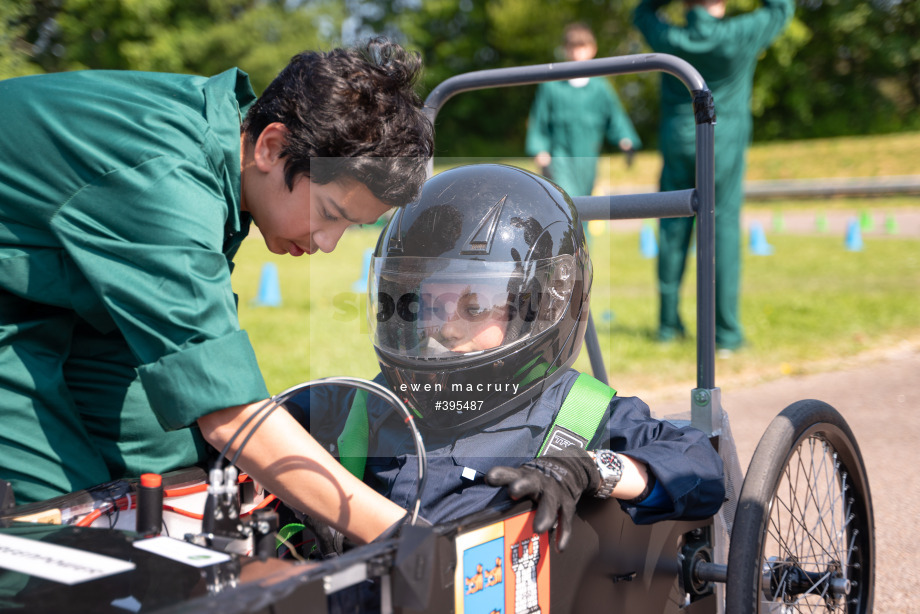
[726,400,874,612]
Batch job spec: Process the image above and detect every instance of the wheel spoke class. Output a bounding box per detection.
[763,436,853,610]
[727,402,872,614]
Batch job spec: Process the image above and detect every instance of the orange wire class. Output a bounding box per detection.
[76,508,103,527]
[163,483,208,498]
[162,494,277,522]
[242,494,277,515]
[162,474,251,498]
[162,505,204,520]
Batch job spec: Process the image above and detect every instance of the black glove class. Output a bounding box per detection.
[295,510,432,559]
[485,447,600,552]
[301,515,349,558]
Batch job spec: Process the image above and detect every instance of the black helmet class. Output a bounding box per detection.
[368,164,592,432]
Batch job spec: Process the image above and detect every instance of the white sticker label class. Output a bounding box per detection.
[132,536,231,568]
[461,467,478,481]
[0,533,136,585]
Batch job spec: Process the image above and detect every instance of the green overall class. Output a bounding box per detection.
[634,0,794,349]
[0,69,270,504]
[526,78,641,197]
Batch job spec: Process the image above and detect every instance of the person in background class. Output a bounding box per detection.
[0,37,433,543]
[634,0,795,352]
[525,23,642,197]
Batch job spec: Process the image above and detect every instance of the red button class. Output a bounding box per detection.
[140,473,162,488]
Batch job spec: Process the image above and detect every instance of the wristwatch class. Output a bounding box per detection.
[589,449,623,499]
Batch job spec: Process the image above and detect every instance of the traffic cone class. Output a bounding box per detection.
[859,209,874,232]
[773,210,785,233]
[351,248,374,292]
[749,221,774,255]
[845,218,864,252]
[885,213,899,235]
[815,211,828,233]
[640,223,658,258]
[254,263,281,306]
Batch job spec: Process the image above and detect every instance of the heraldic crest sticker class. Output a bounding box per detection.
[454,510,551,614]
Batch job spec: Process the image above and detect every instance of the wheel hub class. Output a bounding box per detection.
[762,557,850,604]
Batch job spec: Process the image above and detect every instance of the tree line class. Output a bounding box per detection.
[2,0,917,157]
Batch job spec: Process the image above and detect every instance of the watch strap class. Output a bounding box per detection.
[591,449,623,499]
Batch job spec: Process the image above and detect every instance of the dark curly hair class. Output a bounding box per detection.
[242,37,434,208]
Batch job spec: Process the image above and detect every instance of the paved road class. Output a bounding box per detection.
[643,340,920,613]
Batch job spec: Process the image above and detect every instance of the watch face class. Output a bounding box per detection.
[592,449,622,499]
[597,449,618,469]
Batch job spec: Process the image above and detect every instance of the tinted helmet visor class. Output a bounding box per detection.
[370,254,578,362]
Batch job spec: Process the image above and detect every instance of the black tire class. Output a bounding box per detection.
[726,400,874,613]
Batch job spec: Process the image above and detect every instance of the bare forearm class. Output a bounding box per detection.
[611,454,650,501]
[198,402,406,544]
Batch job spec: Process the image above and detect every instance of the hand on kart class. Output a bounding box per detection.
[301,514,349,558]
[485,446,600,552]
[303,510,430,558]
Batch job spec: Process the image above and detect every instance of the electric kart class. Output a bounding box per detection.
[0,54,874,614]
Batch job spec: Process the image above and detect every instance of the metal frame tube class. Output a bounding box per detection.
[424,54,706,125]
[573,190,697,221]
[695,115,716,390]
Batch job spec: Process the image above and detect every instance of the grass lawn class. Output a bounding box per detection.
[236,132,920,395]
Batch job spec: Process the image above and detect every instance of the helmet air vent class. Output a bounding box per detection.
[460,195,507,256]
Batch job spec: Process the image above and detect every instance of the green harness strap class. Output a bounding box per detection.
[537,373,617,457]
[337,390,369,479]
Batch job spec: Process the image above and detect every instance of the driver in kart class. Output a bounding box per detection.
[285,163,725,552]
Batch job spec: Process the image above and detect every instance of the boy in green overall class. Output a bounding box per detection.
[634,0,794,350]
[525,23,642,197]
[0,38,433,543]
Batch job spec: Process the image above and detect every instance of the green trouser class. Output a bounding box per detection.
[0,291,207,505]
[657,142,745,350]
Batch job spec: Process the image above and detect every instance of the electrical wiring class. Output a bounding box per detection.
[76,508,103,527]
[163,483,208,498]
[244,494,277,514]
[162,505,203,520]
[163,473,247,498]
[74,488,131,528]
[162,494,276,521]
[274,532,307,563]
